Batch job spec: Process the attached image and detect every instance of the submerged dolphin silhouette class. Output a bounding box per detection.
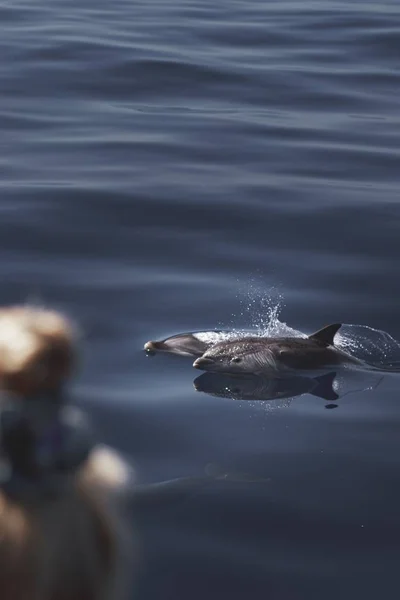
[193,323,363,375]
[144,331,224,357]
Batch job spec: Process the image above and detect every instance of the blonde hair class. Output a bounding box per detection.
[0,306,130,600]
[0,306,77,397]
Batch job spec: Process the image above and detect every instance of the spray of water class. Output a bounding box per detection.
[336,324,400,367]
[221,282,305,339]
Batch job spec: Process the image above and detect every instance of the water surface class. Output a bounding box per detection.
[1,1,400,598]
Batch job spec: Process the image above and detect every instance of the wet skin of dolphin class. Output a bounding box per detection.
[192,324,363,375]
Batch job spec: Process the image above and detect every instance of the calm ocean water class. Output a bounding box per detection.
[2,0,400,598]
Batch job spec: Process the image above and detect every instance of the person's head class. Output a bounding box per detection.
[0,305,77,398]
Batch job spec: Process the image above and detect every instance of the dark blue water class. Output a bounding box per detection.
[2,0,400,598]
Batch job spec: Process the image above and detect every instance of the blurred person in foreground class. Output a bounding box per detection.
[0,306,133,600]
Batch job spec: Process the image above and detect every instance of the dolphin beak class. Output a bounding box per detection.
[144,340,164,354]
[193,357,215,370]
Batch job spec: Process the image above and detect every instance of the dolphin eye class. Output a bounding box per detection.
[232,357,242,363]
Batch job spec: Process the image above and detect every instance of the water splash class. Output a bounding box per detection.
[226,284,304,339]
[194,330,237,344]
[336,324,400,367]
[241,284,285,332]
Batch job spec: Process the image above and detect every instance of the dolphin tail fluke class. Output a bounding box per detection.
[308,323,342,346]
[310,372,339,401]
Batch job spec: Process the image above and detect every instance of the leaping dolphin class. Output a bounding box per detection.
[192,323,363,375]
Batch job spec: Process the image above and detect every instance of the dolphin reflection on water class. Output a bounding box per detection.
[193,371,340,403]
[192,369,383,408]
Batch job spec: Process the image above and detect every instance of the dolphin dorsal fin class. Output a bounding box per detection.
[308,323,342,346]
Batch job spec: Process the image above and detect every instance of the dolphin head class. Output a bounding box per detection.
[193,339,276,374]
